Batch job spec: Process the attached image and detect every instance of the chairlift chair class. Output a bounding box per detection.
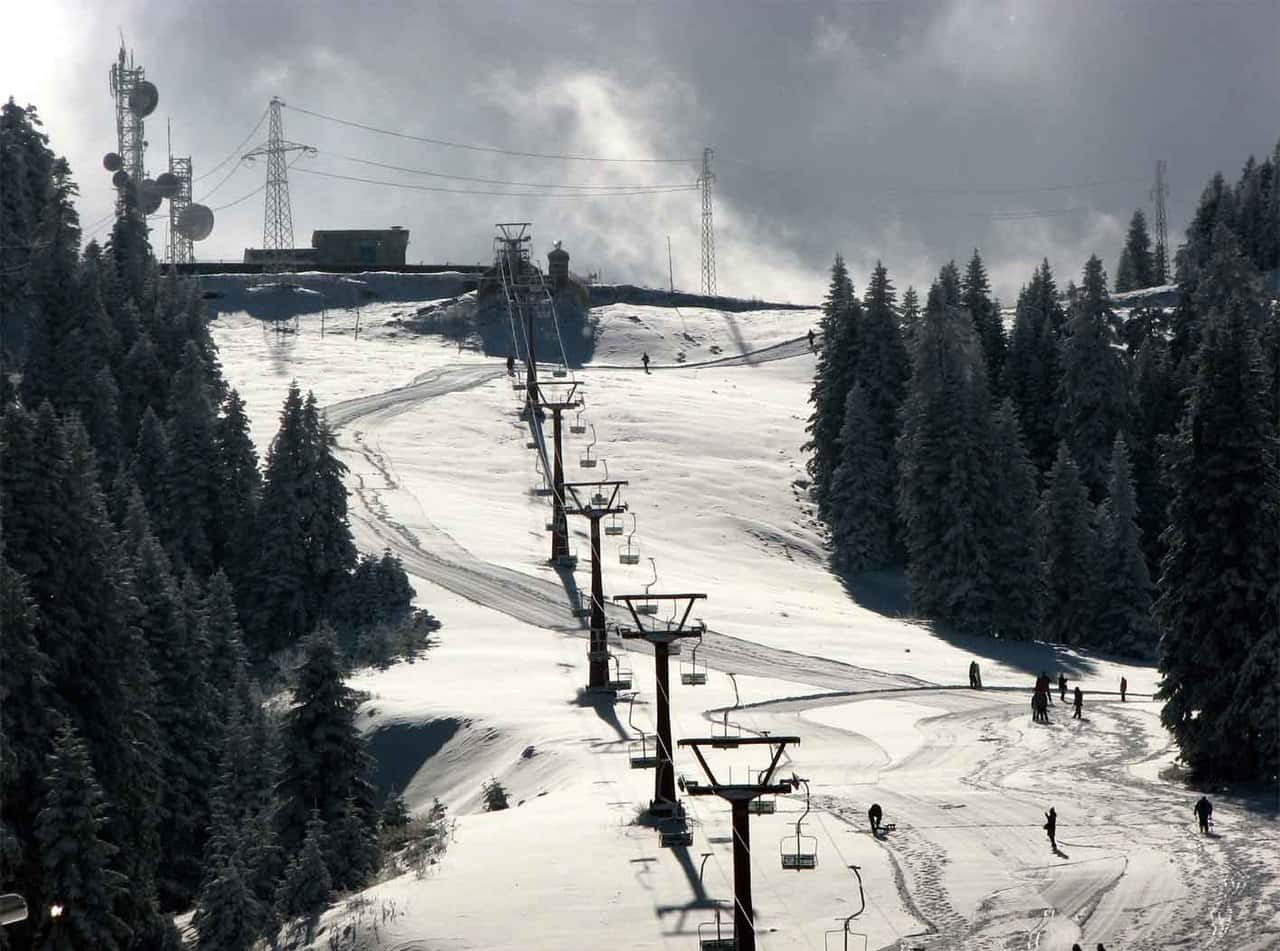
[637,558,660,615]
[698,913,735,951]
[580,425,599,469]
[680,634,708,686]
[605,513,624,537]
[747,794,777,815]
[780,780,818,870]
[526,438,539,450]
[606,653,633,692]
[511,372,525,392]
[659,822,693,848]
[620,514,641,565]
[627,695,660,768]
[552,363,568,378]
[824,865,869,951]
[573,592,592,619]
[570,408,587,435]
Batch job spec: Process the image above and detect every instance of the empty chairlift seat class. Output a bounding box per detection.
[781,832,819,870]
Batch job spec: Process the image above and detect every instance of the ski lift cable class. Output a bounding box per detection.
[294,166,699,199]
[285,102,694,164]
[323,150,695,191]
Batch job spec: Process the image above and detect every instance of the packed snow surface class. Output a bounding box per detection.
[213,294,1280,950]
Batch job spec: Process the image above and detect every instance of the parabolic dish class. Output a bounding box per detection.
[103,152,122,172]
[155,172,181,199]
[111,169,130,188]
[139,179,163,215]
[177,203,214,241]
[128,81,159,117]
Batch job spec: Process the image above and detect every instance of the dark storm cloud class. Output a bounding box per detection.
[7,0,1280,300]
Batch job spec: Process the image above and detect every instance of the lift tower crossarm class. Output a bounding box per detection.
[562,480,628,690]
[612,593,708,814]
[677,735,802,951]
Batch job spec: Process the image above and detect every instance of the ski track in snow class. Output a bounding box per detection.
[289,333,1280,951]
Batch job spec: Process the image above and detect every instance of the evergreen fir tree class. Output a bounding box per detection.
[1005,260,1064,474]
[804,256,861,516]
[1114,246,1135,294]
[327,796,380,891]
[302,392,357,613]
[961,250,1007,389]
[164,341,223,576]
[987,400,1042,640]
[828,384,896,572]
[1129,335,1182,573]
[34,722,129,951]
[194,849,261,951]
[1055,255,1129,499]
[129,406,170,529]
[896,281,996,633]
[1038,445,1097,646]
[215,388,261,584]
[1119,209,1154,290]
[899,285,921,346]
[119,332,166,445]
[275,811,332,921]
[275,629,378,887]
[1095,437,1156,657]
[1156,227,1280,782]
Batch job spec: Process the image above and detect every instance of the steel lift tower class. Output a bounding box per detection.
[530,380,582,566]
[243,97,314,266]
[613,592,707,816]
[698,147,716,297]
[563,480,628,691]
[1151,160,1170,285]
[678,737,802,951]
[495,223,544,411]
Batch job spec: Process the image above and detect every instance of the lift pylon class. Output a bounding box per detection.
[678,734,801,951]
[563,479,628,691]
[613,592,708,816]
[530,380,582,566]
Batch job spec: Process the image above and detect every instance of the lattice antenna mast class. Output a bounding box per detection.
[166,122,194,265]
[109,40,146,212]
[1151,160,1170,284]
[698,147,716,297]
[243,97,315,262]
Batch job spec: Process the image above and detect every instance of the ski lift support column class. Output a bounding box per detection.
[533,380,582,566]
[678,736,801,951]
[613,592,707,816]
[495,222,539,412]
[564,479,627,690]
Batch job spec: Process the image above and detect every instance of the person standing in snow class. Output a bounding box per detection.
[1059,673,1068,703]
[808,328,816,350]
[868,802,883,835]
[1194,796,1213,834]
[506,353,516,375]
[1073,685,1083,720]
[1120,676,1127,702]
[1044,807,1057,851]
[642,352,651,373]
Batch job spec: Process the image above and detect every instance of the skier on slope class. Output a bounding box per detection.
[1073,685,1083,720]
[1194,795,1213,834]
[868,802,883,835]
[1044,806,1057,851]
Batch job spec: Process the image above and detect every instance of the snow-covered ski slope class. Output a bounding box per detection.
[213,297,1280,951]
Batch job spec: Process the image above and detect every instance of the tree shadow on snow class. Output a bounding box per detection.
[834,567,1151,682]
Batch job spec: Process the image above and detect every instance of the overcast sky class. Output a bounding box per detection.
[6,0,1280,302]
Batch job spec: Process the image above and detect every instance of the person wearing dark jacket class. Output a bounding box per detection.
[1194,795,1213,834]
[1073,686,1083,719]
[506,353,516,375]
[868,802,883,835]
[642,352,651,372]
[1120,676,1127,702]
[1059,673,1068,702]
[1044,807,1057,851]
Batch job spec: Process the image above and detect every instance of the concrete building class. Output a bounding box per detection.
[243,226,409,267]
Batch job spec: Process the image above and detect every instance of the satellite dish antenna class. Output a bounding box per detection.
[103,152,122,172]
[154,171,180,199]
[128,81,159,117]
[139,179,163,214]
[177,203,214,241]
[111,169,130,188]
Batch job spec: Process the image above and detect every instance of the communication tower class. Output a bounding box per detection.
[243,98,315,264]
[107,39,157,212]
[166,156,193,264]
[698,147,716,297]
[1151,160,1170,284]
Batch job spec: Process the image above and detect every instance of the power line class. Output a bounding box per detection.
[292,165,699,199]
[192,106,268,183]
[322,150,693,191]
[284,103,693,164]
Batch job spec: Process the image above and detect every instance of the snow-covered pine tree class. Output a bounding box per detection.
[164,340,223,577]
[1095,437,1156,657]
[1114,246,1135,294]
[987,400,1042,640]
[275,628,378,888]
[118,331,167,445]
[34,722,129,951]
[215,388,260,590]
[961,250,1006,390]
[1121,209,1154,290]
[1156,225,1280,782]
[1005,260,1064,475]
[274,810,332,922]
[327,796,381,891]
[896,281,996,633]
[129,405,170,529]
[1038,445,1096,646]
[194,847,261,951]
[828,383,896,572]
[804,255,860,517]
[302,392,357,614]
[1129,334,1182,574]
[1055,255,1129,500]
[899,285,921,346]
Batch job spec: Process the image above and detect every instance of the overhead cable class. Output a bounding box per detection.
[293,166,698,199]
